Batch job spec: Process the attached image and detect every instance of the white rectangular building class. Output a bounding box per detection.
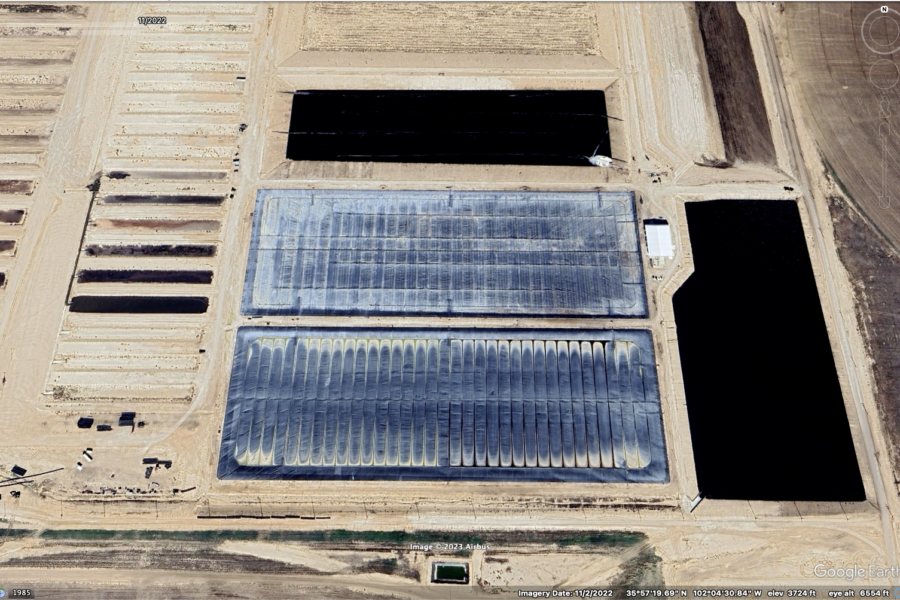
[644,220,674,259]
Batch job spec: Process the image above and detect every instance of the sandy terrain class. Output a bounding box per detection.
[826,193,900,477]
[783,3,900,249]
[0,1,895,594]
[300,3,613,58]
[696,2,777,165]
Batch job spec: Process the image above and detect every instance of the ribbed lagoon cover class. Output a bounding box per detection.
[217,328,667,482]
[241,190,647,318]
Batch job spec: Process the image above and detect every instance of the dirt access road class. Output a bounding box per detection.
[762,2,899,579]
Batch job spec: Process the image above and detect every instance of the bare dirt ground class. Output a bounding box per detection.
[827,192,900,477]
[0,528,657,596]
[696,2,777,166]
[784,2,900,250]
[300,2,610,57]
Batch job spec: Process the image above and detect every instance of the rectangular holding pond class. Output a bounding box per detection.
[674,200,864,501]
[286,90,612,167]
[217,328,667,483]
[242,190,646,318]
[432,563,469,584]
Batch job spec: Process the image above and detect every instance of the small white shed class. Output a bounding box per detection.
[644,219,674,259]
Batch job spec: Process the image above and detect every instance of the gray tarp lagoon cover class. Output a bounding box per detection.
[217,328,667,482]
[241,190,647,317]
